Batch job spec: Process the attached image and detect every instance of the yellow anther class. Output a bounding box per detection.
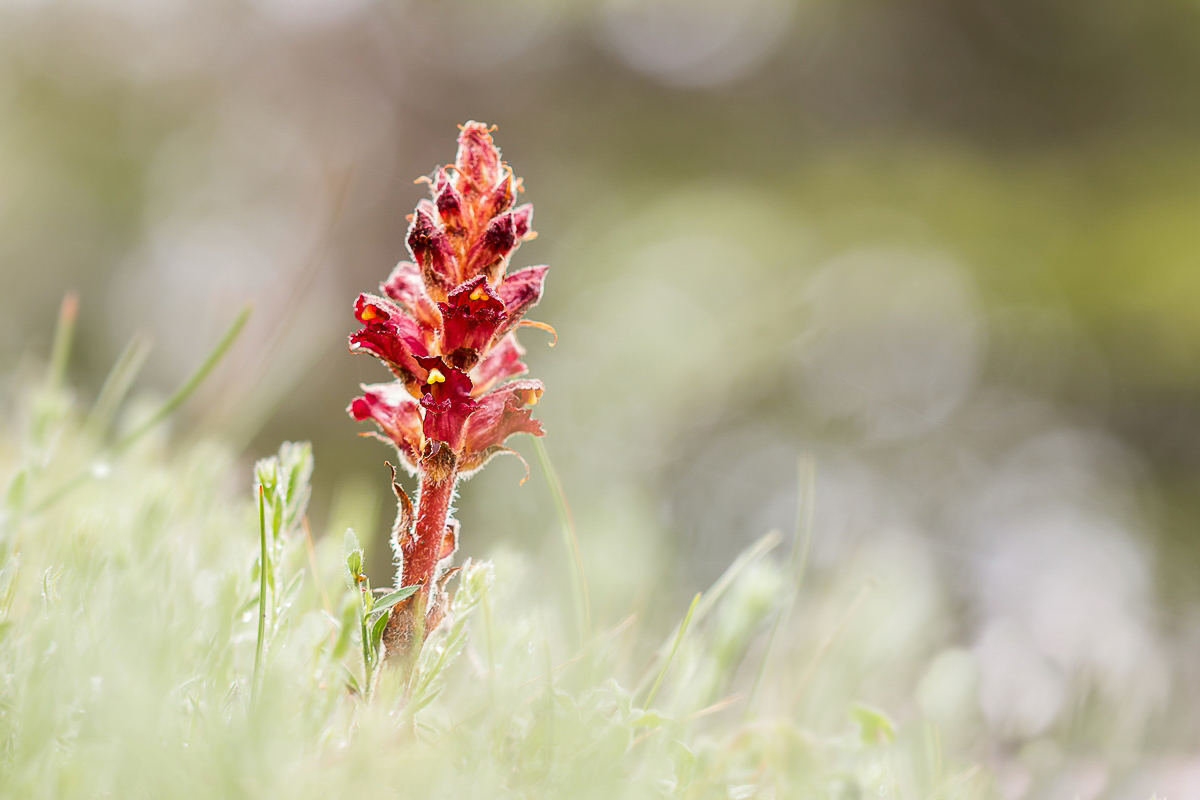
[469,286,486,302]
[359,305,378,322]
[427,368,446,384]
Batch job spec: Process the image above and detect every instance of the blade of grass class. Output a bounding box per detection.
[30,293,79,450]
[692,529,781,625]
[86,331,152,437]
[744,455,816,716]
[301,516,332,616]
[633,529,780,704]
[252,484,268,707]
[112,306,250,453]
[533,438,591,641]
[30,306,251,514]
[641,592,700,709]
[46,292,78,396]
[790,581,873,707]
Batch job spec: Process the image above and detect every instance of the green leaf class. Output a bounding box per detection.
[341,664,363,697]
[850,702,896,746]
[628,709,671,729]
[370,585,419,617]
[343,528,363,589]
[370,611,389,654]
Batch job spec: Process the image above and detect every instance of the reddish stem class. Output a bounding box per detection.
[404,468,457,602]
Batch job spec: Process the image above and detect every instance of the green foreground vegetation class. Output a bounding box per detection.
[0,313,993,800]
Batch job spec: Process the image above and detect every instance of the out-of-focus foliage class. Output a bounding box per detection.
[0,370,997,799]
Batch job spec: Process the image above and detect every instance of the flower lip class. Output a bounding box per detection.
[439,276,507,371]
[414,355,481,448]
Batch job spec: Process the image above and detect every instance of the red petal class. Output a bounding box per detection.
[438,275,506,370]
[348,383,424,470]
[496,265,549,335]
[414,356,481,449]
[381,261,441,335]
[461,379,544,460]
[469,333,527,394]
[407,204,456,299]
[349,294,429,388]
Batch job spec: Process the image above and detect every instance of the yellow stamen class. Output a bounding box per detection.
[427,368,446,384]
[359,305,378,322]
[469,285,486,302]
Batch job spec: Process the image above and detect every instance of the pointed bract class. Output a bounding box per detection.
[455,121,502,195]
[496,265,549,336]
[461,379,544,464]
[407,204,456,300]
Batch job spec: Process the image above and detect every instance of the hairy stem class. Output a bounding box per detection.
[404,469,457,599]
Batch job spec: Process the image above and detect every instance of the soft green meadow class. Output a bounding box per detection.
[0,309,992,799]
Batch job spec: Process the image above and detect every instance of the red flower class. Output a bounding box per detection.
[349,383,423,471]
[414,355,481,450]
[439,276,507,371]
[347,122,552,661]
[459,379,544,475]
[349,294,430,393]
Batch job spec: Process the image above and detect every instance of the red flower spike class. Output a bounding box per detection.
[439,275,507,370]
[414,356,481,449]
[350,122,551,664]
[469,333,528,394]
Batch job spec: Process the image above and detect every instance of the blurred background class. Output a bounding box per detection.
[3,0,1200,792]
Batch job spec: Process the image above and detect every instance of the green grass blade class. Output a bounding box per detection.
[745,455,816,715]
[642,592,700,709]
[29,306,251,515]
[87,331,152,437]
[112,306,250,454]
[252,484,268,707]
[46,293,78,396]
[533,438,591,642]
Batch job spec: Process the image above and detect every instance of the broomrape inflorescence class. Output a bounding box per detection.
[348,122,551,661]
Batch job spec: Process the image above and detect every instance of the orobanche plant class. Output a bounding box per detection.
[348,122,552,661]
